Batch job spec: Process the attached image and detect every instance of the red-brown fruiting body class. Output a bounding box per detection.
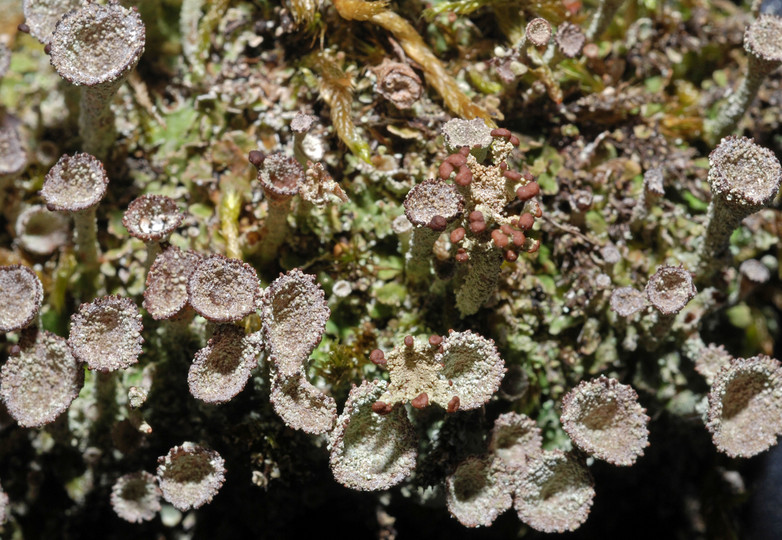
[491,128,512,138]
[439,161,454,180]
[469,211,484,222]
[447,395,460,413]
[372,401,393,415]
[428,215,448,231]
[411,392,429,409]
[500,162,508,171]
[450,227,466,243]
[503,170,522,181]
[18,23,30,33]
[516,182,540,201]
[429,335,443,346]
[248,150,265,168]
[518,213,535,230]
[404,335,414,347]
[455,249,469,262]
[504,250,518,262]
[509,135,520,146]
[491,229,509,249]
[370,349,386,365]
[454,167,472,186]
[459,146,471,156]
[469,221,486,234]
[446,154,467,167]
[511,230,525,247]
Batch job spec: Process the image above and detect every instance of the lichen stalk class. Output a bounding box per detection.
[73,207,100,271]
[706,59,770,143]
[78,79,124,159]
[260,200,292,263]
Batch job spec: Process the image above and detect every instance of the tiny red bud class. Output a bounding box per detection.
[369,349,386,366]
[447,396,460,413]
[469,220,486,234]
[428,335,443,346]
[516,182,540,201]
[490,128,512,138]
[446,154,466,167]
[248,150,265,168]
[372,401,393,415]
[504,250,519,262]
[517,213,535,230]
[411,392,429,409]
[404,335,414,347]
[454,166,472,186]
[428,215,448,231]
[503,170,522,181]
[491,229,509,248]
[439,161,454,180]
[450,227,466,243]
[468,211,484,222]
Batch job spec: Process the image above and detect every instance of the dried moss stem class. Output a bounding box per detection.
[309,52,370,163]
